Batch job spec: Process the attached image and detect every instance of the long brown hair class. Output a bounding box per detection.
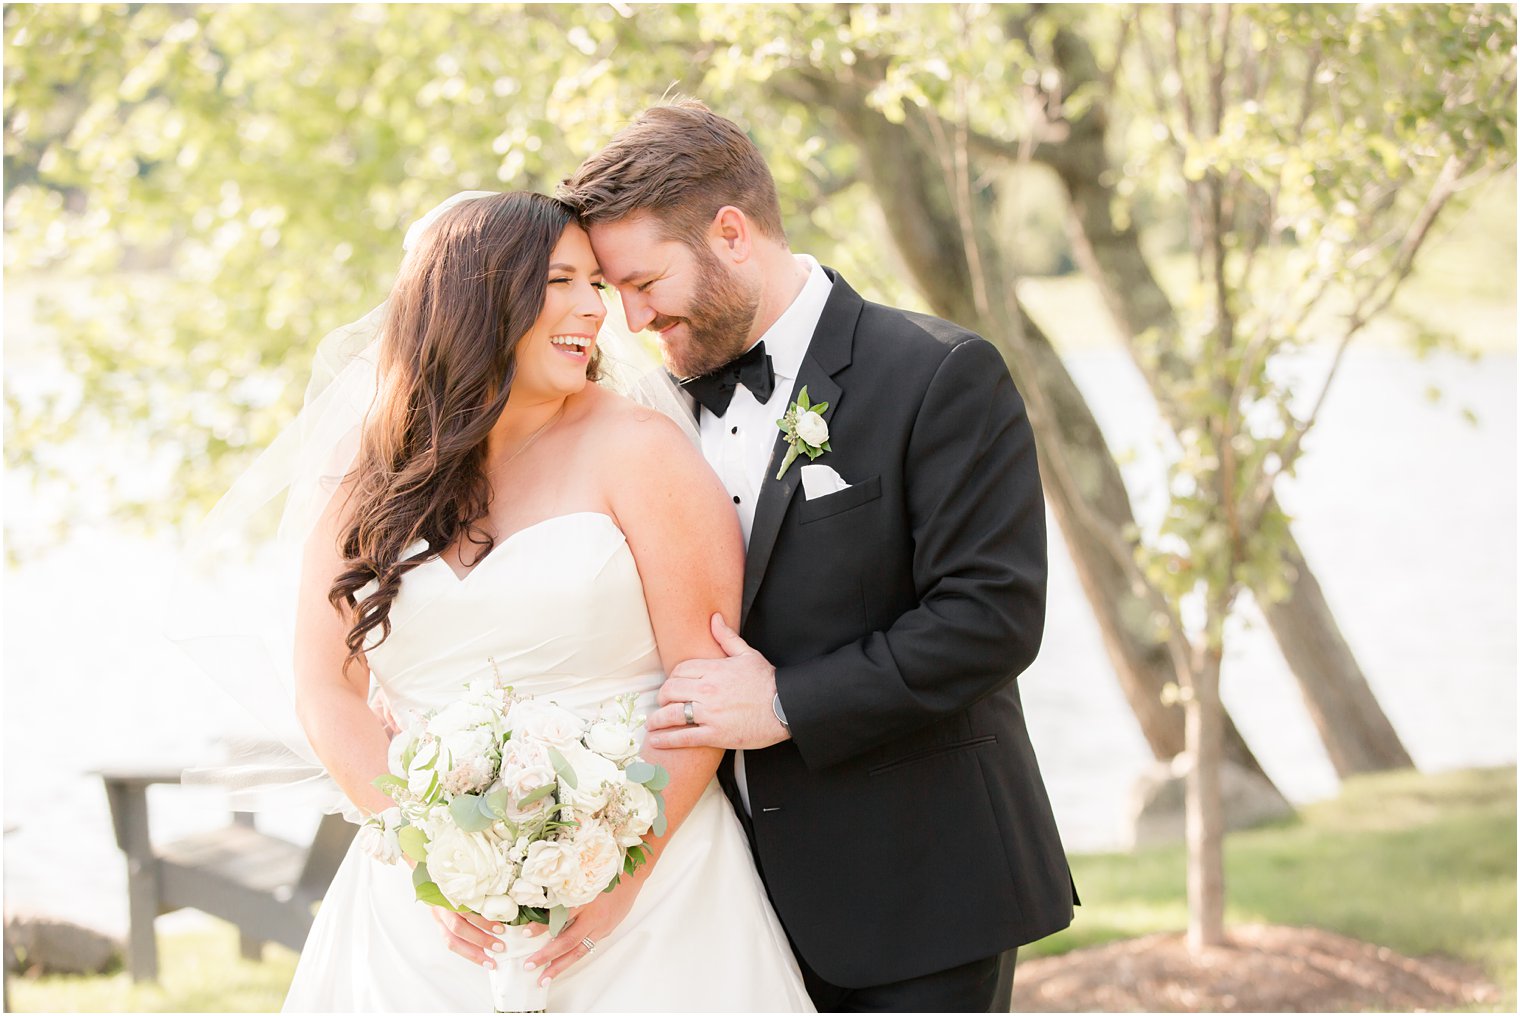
[327,192,579,671]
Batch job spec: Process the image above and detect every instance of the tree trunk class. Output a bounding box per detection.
[1184,640,1227,951]
[1040,18,1414,777]
[782,68,1280,791]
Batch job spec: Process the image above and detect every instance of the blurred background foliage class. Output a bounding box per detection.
[3,2,1512,552]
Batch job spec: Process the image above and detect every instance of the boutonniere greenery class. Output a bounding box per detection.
[775,386,831,480]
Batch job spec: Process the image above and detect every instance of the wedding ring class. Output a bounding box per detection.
[580,936,596,954]
[683,701,696,726]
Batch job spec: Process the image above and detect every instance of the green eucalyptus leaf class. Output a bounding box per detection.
[449,795,496,832]
[645,765,671,793]
[548,905,571,937]
[518,782,557,807]
[624,761,657,784]
[546,746,578,789]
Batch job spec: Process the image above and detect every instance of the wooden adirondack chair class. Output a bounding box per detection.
[99,767,355,981]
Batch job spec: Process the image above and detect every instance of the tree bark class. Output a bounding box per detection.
[780,68,1280,790]
[1184,641,1227,951]
[1040,18,1414,777]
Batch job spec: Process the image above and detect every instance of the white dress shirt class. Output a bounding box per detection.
[698,254,833,815]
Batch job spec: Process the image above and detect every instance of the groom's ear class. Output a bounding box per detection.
[709,205,752,264]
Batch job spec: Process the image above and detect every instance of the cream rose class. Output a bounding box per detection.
[508,699,586,749]
[556,821,625,908]
[796,410,829,446]
[496,741,558,823]
[427,825,515,912]
[585,720,640,764]
[557,744,623,814]
[519,839,579,898]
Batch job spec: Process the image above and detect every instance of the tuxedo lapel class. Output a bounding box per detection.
[740,269,862,629]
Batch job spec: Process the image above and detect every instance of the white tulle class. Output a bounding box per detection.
[280,513,813,1012]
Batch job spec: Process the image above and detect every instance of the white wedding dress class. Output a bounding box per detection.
[283,512,813,1012]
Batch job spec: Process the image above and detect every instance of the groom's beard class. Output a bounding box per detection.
[653,246,760,379]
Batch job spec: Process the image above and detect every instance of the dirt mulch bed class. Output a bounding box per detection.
[1011,923,1502,1012]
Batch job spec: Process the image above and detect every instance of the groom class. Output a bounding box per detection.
[561,101,1075,1012]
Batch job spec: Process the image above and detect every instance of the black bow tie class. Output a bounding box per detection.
[679,341,776,418]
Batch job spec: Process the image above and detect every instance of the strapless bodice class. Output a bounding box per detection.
[360,513,663,724]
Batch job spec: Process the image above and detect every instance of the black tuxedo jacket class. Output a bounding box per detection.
[722,270,1075,989]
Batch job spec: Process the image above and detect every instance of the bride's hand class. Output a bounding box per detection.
[524,878,643,985]
[428,907,509,968]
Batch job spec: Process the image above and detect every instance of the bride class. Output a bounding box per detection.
[274,191,811,1011]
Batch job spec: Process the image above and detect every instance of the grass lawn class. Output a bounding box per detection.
[10,767,1514,1012]
[1024,766,1518,1012]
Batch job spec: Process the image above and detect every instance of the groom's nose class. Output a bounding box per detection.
[619,290,656,332]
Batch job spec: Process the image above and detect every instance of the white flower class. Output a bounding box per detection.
[557,744,623,814]
[496,741,558,823]
[507,875,550,908]
[585,720,640,764]
[427,825,515,912]
[480,894,520,924]
[507,699,586,749]
[429,698,501,765]
[556,821,625,908]
[358,807,403,864]
[614,781,658,848]
[519,838,579,897]
[796,409,829,447]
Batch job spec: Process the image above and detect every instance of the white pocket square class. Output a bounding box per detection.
[800,463,851,500]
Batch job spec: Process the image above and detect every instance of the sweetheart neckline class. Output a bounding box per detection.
[413,511,624,583]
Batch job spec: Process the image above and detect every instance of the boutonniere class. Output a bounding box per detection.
[775,386,831,480]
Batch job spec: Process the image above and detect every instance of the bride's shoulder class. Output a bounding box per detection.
[577,385,698,463]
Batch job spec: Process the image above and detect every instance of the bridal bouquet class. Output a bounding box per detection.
[359,670,669,1011]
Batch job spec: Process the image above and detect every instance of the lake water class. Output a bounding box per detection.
[3,345,1514,938]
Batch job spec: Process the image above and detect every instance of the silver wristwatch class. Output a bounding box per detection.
[771,692,790,731]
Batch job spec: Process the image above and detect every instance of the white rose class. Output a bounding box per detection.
[519,839,579,898]
[615,781,658,848]
[585,721,640,764]
[795,410,829,446]
[496,743,558,823]
[357,807,403,864]
[507,875,550,908]
[556,821,624,908]
[507,699,586,749]
[557,744,623,814]
[427,825,515,912]
[480,894,520,924]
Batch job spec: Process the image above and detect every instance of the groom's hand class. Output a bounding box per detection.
[646,614,789,751]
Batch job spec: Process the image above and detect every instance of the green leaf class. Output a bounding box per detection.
[548,905,571,937]
[810,401,828,415]
[414,879,459,911]
[775,443,801,480]
[373,774,407,793]
[797,386,811,411]
[450,794,496,832]
[485,787,510,818]
[624,761,657,784]
[517,782,557,807]
[602,874,621,893]
[645,765,671,792]
[546,745,578,789]
[652,813,668,837]
[397,825,429,863]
